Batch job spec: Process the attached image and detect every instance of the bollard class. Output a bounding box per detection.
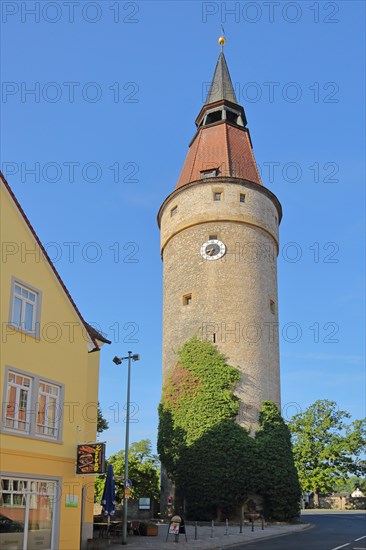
[211,520,214,538]
[261,516,264,530]
[239,518,243,534]
[195,522,198,540]
[251,518,254,532]
[225,519,228,535]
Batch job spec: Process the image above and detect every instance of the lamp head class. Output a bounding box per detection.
[112,356,122,365]
[132,354,140,361]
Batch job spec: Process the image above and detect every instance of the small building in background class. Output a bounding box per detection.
[351,487,365,498]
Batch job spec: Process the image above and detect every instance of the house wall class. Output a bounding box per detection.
[1,180,101,550]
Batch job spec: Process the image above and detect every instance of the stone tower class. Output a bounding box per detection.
[158,46,282,433]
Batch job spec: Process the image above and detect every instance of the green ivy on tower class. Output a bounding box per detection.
[158,336,301,521]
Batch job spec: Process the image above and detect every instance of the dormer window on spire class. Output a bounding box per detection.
[201,168,218,179]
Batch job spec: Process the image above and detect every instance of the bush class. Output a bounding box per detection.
[255,401,301,521]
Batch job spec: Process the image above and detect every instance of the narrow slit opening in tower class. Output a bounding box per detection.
[183,294,192,306]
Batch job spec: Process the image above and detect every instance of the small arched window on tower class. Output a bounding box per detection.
[270,300,276,314]
[240,193,246,203]
[170,205,178,217]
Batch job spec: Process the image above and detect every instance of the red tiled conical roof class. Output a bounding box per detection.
[176,122,262,189]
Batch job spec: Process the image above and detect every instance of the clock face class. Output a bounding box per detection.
[200,239,226,261]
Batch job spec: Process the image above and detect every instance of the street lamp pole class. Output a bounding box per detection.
[112,351,140,545]
[122,351,133,546]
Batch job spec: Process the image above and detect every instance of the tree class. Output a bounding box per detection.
[332,475,366,494]
[95,439,160,503]
[255,401,301,520]
[97,402,109,433]
[288,400,366,507]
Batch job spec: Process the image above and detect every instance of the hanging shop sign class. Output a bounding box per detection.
[76,443,106,475]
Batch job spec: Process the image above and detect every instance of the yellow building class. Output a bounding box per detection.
[0,173,110,550]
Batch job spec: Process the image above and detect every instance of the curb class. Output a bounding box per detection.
[120,522,313,550]
[211,522,313,549]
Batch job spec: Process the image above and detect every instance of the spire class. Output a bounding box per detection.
[205,51,238,105]
[175,37,261,189]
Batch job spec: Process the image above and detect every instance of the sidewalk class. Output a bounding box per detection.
[88,521,310,549]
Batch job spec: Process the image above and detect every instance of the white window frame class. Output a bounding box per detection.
[5,371,32,433]
[36,381,61,439]
[9,277,42,339]
[1,367,64,443]
[0,475,60,550]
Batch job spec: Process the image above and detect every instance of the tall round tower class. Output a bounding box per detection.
[158,46,282,432]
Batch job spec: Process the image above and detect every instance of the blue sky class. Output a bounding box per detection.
[1,0,365,456]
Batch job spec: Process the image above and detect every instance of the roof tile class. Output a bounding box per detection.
[176,122,262,189]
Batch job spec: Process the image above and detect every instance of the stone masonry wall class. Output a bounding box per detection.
[159,178,281,431]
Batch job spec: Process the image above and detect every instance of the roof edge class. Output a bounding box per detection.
[1,172,111,351]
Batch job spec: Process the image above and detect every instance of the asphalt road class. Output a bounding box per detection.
[232,512,366,550]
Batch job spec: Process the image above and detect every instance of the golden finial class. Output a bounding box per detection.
[219,25,226,51]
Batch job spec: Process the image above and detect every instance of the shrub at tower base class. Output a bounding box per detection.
[158,337,301,521]
[255,401,302,520]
